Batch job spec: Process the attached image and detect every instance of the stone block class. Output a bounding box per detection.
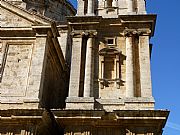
[66,97,94,110]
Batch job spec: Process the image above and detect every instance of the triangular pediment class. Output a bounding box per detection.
[0,1,52,27]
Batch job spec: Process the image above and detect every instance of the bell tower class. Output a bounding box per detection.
[77,0,96,15]
[97,0,146,17]
[0,0,169,134]
[64,0,169,134]
[66,0,154,111]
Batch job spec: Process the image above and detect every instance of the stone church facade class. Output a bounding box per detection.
[0,0,169,134]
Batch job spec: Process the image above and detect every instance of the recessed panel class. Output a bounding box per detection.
[0,43,33,97]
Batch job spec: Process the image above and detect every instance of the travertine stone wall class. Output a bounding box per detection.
[40,33,69,109]
[0,43,33,97]
[97,0,147,17]
[0,110,169,135]
[0,0,71,109]
[68,37,83,97]
[0,7,33,27]
[4,0,27,8]
[5,0,76,22]
[84,37,94,97]
[96,26,127,99]
[139,36,152,97]
[126,36,134,97]
[65,16,156,110]
[77,0,85,15]
[57,28,72,65]
[0,37,47,108]
[0,0,168,134]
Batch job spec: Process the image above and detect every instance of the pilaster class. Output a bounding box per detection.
[125,36,134,97]
[68,36,83,97]
[139,35,152,97]
[127,0,133,14]
[84,37,94,97]
[77,0,85,16]
[26,34,47,104]
[66,31,97,110]
[124,28,152,98]
[137,0,147,14]
[87,0,95,16]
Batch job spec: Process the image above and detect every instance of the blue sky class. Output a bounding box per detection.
[70,0,180,134]
[147,0,180,134]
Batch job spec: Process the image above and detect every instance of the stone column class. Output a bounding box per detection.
[99,55,104,89]
[98,0,104,8]
[112,0,117,7]
[87,0,95,15]
[116,54,120,89]
[66,32,95,110]
[84,36,94,97]
[137,0,146,14]
[77,0,85,16]
[126,36,134,97]
[69,37,83,97]
[127,0,133,13]
[139,36,152,97]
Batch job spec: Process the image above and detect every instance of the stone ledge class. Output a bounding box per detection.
[96,99,125,105]
[66,97,95,110]
[95,97,155,105]
[66,97,94,103]
[124,97,155,103]
[95,97,155,111]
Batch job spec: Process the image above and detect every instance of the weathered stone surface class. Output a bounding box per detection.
[0,0,168,135]
[0,1,69,109]
[0,6,33,27]
[0,44,33,97]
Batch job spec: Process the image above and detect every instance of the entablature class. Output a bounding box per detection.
[67,15,156,37]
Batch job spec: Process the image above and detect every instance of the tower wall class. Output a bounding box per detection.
[0,0,169,135]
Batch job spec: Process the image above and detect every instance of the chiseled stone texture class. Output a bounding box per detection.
[0,6,33,27]
[0,37,46,109]
[5,0,76,22]
[0,0,169,135]
[0,0,71,109]
[0,109,169,135]
[97,0,147,17]
[65,15,156,111]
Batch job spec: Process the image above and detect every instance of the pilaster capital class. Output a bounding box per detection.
[71,30,97,38]
[123,28,151,37]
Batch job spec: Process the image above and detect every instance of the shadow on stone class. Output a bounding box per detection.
[36,109,64,135]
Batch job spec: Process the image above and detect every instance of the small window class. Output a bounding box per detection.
[106,38,116,46]
[107,39,114,45]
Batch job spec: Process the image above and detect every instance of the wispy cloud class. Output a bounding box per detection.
[166,122,180,131]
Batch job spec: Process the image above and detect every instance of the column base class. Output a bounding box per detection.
[127,12,136,15]
[86,13,95,16]
[66,97,94,110]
